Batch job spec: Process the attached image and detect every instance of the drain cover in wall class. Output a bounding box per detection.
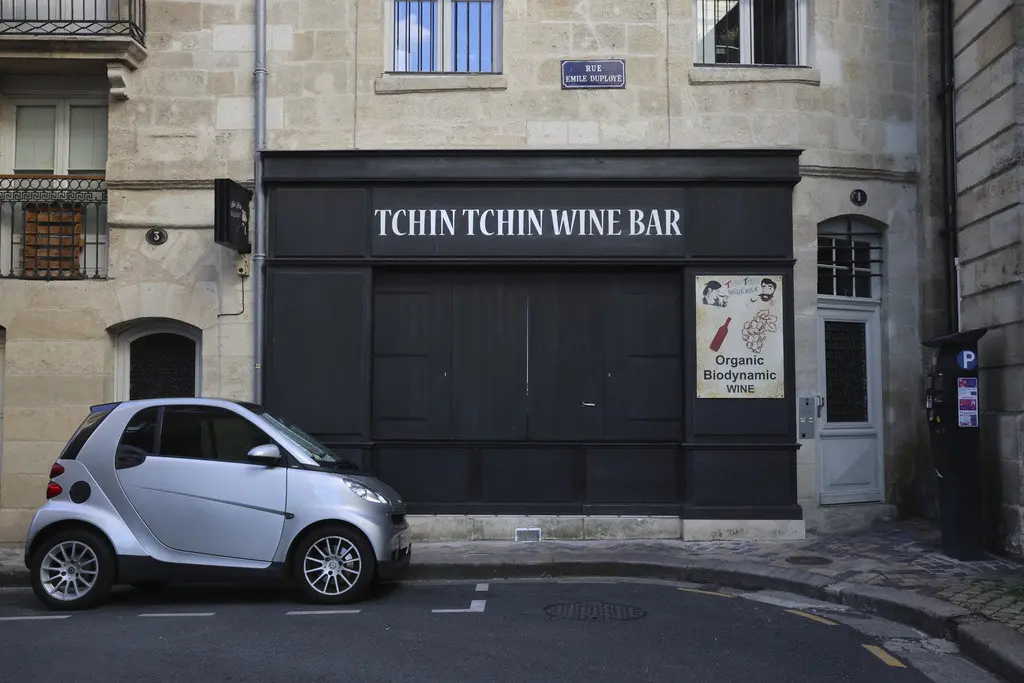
[544,601,647,622]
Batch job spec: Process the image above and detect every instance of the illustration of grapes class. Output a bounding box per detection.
[741,309,779,355]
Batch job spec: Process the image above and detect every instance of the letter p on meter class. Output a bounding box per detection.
[956,350,977,370]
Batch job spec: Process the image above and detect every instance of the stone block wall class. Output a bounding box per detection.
[0,0,935,541]
[951,0,1024,554]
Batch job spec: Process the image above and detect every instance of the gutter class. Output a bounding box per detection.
[252,0,268,402]
[939,0,960,332]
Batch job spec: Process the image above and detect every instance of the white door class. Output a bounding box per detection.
[816,304,884,504]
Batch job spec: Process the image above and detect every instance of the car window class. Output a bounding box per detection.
[59,405,114,460]
[119,407,159,453]
[158,406,274,464]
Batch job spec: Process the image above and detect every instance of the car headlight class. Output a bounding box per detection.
[342,476,389,504]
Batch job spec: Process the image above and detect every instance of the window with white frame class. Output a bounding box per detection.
[817,217,883,300]
[386,0,503,73]
[0,97,109,279]
[694,0,807,66]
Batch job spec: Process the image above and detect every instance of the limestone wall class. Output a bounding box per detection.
[0,0,933,542]
[951,0,1024,554]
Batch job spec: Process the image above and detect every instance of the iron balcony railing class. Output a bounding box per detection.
[0,0,146,44]
[0,175,109,280]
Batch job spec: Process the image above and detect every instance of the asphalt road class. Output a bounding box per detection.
[0,578,1007,683]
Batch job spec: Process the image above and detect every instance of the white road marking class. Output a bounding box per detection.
[0,615,71,621]
[475,583,489,592]
[138,612,215,618]
[432,599,486,614]
[286,609,361,615]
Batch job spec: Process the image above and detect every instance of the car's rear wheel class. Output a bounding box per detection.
[293,525,375,605]
[29,529,116,611]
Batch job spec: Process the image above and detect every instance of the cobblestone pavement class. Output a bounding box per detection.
[4,518,1024,633]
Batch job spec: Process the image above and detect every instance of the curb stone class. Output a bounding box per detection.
[957,620,1024,683]
[0,567,28,588]
[3,556,1023,680]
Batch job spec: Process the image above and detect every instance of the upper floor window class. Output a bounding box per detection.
[0,96,108,279]
[7,99,108,176]
[694,0,807,66]
[386,0,503,73]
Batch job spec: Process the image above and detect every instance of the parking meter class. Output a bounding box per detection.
[921,327,987,561]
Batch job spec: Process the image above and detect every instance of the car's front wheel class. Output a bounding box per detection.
[293,525,375,605]
[29,529,116,611]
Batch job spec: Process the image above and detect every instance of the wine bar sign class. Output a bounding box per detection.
[695,275,785,399]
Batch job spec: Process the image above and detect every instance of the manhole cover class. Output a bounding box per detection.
[785,555,834,566]
[544,600,646,622]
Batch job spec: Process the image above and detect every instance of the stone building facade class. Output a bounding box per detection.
[0,0,1012,550]
[948,0,1024,555]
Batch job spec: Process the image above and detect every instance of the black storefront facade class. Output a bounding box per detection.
[260,150,804,529]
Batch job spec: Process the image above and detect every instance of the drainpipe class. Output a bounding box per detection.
[939,0,960,333]
[252,0,268,403]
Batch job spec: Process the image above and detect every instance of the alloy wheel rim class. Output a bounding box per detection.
[39,541,99,601]
[303,536,362,596]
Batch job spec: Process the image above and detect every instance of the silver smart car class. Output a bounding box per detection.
[23,398,411,610]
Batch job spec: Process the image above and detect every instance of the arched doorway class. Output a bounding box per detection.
[114,320,202,401]
[816,215,885,505]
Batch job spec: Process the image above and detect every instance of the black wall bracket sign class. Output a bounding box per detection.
[214,178,253,254]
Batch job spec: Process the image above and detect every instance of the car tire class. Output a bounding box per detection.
[293,525,375,605]
[29,528,116,611]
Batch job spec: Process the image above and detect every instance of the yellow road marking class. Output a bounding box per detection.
[784,609,838,626]
[677,587,735,598]
[863,644,906,668]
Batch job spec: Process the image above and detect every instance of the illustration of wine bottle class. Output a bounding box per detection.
[709,317,731,351]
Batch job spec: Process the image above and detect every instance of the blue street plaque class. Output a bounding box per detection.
[561,59,626,89]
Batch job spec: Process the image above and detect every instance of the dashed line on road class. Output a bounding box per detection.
[0,615,71,621]
[678,587,735,599]
[476,583,489,592]
[863,644,906,668]
[138,612,215,618]
[286,609,361,616]
[784,609,838,626]
[432,599,486,614]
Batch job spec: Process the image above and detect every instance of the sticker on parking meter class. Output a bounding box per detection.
[957,377,979,428]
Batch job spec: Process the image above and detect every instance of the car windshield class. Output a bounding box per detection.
[255,409,360,471]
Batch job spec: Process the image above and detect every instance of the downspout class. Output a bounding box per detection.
[252,0,268,402]
[939,0,960,332]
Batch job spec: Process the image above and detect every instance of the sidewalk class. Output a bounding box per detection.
[3,518,1024,678]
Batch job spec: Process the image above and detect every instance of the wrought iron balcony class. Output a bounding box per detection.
[0,175,108,280]
[0,0,145,45]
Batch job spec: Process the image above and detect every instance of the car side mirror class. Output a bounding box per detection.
[247,444,281,465]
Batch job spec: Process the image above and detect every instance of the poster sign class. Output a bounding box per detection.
[957,377,979,428]
[695,275,785,399]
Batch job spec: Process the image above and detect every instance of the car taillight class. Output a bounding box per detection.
[49,462,65,478]
[46,482,62,499]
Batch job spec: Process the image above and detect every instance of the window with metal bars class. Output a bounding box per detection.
[817,217,884,300]
[386,0,502,74]
[694,0,807,66]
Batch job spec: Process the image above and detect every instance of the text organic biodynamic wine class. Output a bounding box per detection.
[710,317,731,352]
